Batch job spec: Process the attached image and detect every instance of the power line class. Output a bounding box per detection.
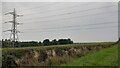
[22,10,117,24]
[21,25,117,33]
[18,3,58,12]
[2,3,118,42]
[22,5,117,21]
[19,21,117,30]
[20,3,92,15]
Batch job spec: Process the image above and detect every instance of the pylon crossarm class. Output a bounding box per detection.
[16,31,20,33]
[3,30,12,32]
[4,21,13,23]
[16,23,23,25]
[17,15,23,17]
[4,12,14,15]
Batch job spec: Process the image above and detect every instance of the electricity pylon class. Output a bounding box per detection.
[4,8,23,48]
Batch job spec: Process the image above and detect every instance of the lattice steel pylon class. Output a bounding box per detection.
[4,8,23,48]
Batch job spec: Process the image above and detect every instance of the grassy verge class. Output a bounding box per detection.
[2,42,115,59]
[62,45,118,66]
[2,42,118,67]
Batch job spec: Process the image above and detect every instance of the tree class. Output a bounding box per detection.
[58,38,73,45]
[43,39,50,46]
[51,39,58,45]
[68,38,73,44]
[39,41,42,46]
[58,39,67,44]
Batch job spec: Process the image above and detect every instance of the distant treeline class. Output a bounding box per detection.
[2,38,73,48]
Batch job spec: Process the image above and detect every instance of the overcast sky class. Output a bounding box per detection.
[1,2,118,42]
[0,2,2,40]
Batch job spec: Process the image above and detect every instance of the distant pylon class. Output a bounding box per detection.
[4,8,23,48]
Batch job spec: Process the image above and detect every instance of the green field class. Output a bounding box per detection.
[62,45,118,66]
[2,42,119,67]
[2,42,114,50]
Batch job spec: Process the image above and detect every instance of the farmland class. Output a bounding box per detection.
[2,42,119,67]
[1,2,119,68]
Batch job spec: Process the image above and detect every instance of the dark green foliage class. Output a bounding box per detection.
[2,55,18,68]
[20,41,41,47]
[2,39,42,48]
[43,39,50,46]
[51,39,58,45]
[58,38,73,44]
[2,39,12,48]
[2,38,74,48]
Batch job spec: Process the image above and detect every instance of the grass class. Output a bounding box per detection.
[2,42,115,59]
[2,42,114,50]
[62,45,118,66]
[2,42,114,58]
[2,42,118,66]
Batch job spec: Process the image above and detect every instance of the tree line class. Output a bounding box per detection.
[2,38,73,48]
